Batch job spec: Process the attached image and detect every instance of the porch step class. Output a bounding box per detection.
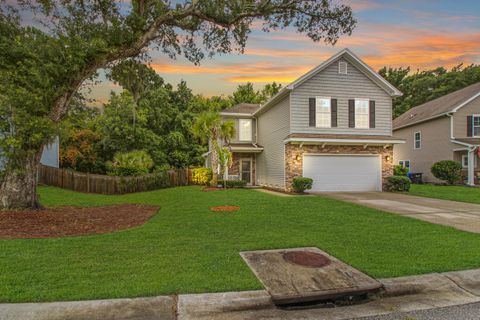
[240,247,383,306]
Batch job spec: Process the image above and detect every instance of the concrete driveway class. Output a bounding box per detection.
[322,192,480,233]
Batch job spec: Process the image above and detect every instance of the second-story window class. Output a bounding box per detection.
[473,115,480,137]
[414,131,421,149]
[355,99,369,128]
[239,119,252,141]
[315,97,331,128]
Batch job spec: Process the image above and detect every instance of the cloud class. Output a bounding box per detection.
[150,61,311,84]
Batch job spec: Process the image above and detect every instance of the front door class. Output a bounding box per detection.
[240,159,252,185]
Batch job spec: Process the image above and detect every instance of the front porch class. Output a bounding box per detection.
[453,139,480,186]
[226,143,263,186]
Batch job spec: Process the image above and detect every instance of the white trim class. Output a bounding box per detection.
[287,49,402,96]
[451,140,480,148]
[284,137,405,145]
[254,48,402,117]
[220,112,254,118]
[355,98,370,129]
[230,147,263,153]
[472,114,480,138]
[394,92,480,131]
[451,92,480,112]
[315,96,332,128]
[238,118,253,142]
[414,131,421,150]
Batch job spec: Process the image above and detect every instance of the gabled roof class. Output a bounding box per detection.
[254,48,402,116]
[393,82,480,130]
[221,103,260,116]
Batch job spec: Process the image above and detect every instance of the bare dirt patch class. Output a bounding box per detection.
[0,204,159,239]
[210,205,240,212]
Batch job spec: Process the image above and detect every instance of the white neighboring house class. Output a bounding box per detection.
[0,137,60,170]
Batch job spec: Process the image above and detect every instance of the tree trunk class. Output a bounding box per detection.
[210,139,219,187]
[0,149,43,210]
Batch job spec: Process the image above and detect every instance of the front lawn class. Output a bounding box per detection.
[410,184,480,204]
[2,185,480,303]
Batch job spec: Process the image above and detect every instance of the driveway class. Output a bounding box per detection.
[322,192,480,233]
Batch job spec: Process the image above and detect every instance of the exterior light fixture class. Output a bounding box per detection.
[296,154,301,161]
[386,155,391,162]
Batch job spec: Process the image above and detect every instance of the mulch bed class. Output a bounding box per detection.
[210,205,240,212]
[0,204,159,239]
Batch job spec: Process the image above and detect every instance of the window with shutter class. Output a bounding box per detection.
[355,99,369,129]
[315,97,331,128]
[348,100,355,128]
[369,100,375,128]
[473,115,480,137]
[331,99,338,127]
[309,98,316,127]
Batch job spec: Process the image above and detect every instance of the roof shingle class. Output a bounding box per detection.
[393,82,480,130]
[222,103,261,114]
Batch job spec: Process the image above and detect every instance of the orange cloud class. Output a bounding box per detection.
[150,61,311,84]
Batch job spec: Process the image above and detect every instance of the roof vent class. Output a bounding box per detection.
[338,61,347,74]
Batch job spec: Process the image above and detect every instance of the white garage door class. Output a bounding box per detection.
[303,155,382,192]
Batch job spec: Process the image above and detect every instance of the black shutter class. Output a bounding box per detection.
[331,99,338,127]
[467,116,473,137]
[369,100,376,128]
[309,98,316,127]
[348,99,355,128]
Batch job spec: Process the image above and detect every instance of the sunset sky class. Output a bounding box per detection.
[89,0,480,104]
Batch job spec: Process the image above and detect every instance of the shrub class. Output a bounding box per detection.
[218,180,247,188]
[292,177,313,193]
[192,168,213,185]
[386,175,411,192]
[431,160,462,185]
[393,165,408,176]
[107,150,154,176]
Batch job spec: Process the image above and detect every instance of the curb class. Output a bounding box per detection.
[1,269,480,320]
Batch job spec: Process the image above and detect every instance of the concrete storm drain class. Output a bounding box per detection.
[240,247,383,306]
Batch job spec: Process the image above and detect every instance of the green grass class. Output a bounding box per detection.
[410,184,480,204]
[2,185,480,303]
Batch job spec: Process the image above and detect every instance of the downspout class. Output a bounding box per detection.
[447,112,455,139]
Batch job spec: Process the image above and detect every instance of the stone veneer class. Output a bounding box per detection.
[285,143,394,191]
[229,152,256,185]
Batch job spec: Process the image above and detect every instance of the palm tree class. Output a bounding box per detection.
[193,110,235,187]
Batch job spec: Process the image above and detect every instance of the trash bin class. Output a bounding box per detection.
[407,172,423,184]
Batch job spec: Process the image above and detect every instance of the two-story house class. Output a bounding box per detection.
[211,48,404,192]
[393,82,480,185]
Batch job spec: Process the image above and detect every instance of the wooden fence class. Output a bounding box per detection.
[38,165,192,195]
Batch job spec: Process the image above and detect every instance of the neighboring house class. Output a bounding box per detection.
[0,137,60,170]
[393,82,480,185]
[208,48,404,192]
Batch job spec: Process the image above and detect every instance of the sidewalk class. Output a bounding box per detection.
[2,269,480,320]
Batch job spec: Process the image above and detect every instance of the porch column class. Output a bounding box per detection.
[467,149,475,186]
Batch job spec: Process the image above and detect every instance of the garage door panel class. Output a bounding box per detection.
[303,155,381,192]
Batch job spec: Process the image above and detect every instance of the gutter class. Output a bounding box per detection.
[284,137,406,145]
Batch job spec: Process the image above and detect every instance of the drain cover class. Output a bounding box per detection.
[283,251,331,268]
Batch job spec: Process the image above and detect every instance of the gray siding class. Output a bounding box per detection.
[222,116,257,144]
[393,117,457,183]
[0,137,60,170]
[256,96,290,188]
[453,96,480,138]
[290,58,393,136]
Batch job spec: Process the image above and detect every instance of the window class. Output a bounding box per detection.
[315,97,331,128]
[239,119,252,141]
[473,115,480,137]
[355,99,369,128]
[338,61,347,74]
[462,155,476,168]
[399,160,410,172]
[414,131,421,149]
